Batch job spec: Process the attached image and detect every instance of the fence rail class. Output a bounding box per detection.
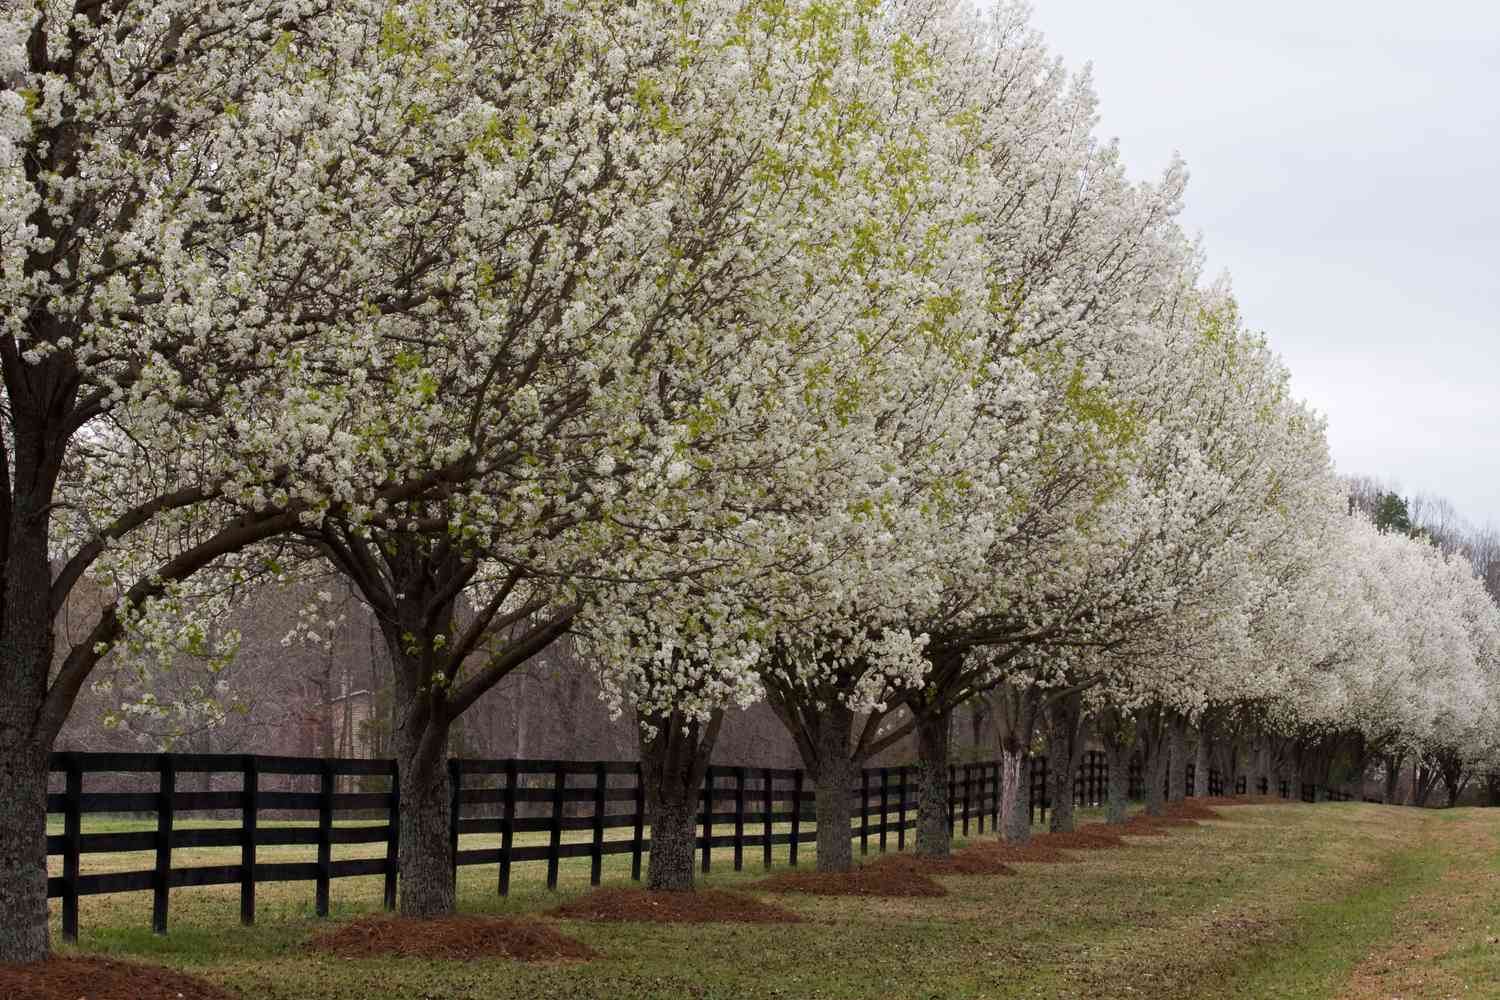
[44,749,1346,940]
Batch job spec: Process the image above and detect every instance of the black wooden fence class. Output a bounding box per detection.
[48,752,1018,940]
[45,749,1343,940]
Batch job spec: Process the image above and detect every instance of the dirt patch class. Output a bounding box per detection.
[873,846,1017,876]
[0,957,235,1000]
[308,914,597,962]
[549,887,801,924]
[757,862,948,897]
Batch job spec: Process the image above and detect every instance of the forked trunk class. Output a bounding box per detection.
[639,709,722,891]
[914,709,952,858]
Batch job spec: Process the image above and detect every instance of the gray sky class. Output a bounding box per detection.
[1027,0,1500,527]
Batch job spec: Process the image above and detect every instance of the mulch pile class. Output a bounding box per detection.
[308,914,597,962]
[1037,829,1131,850]
[1116,818,1172,835]
[872,846,1017,876]
[1168,802,1226,820]
[1197,795,1278,807]
[550,887,801,924]
[0,957,236,1000]
[972,839,1082,863]
[757,863,948,897]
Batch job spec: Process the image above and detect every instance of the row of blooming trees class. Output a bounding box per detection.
[4,0,1498,961]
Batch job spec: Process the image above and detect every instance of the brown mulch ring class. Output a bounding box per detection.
[308,914,598,962]
[1115,818,1172,835]
[757,863,948,897]
[872,846,1017,876]
[549,887,801,924]
[1196,795,1278,807]
[1036,829,1132,850]
[1168,802,1226,820]
[0,956,236,1000]
[957,839,1081,863]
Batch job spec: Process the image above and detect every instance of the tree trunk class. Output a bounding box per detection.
[992,683,1042,844]
[0,520,66,962]
[1252,735,1273,795]
[1136,711,1169,817]
[1167,714,1189,805]
[1382,751,1406,804]
[647,792,697,891]
[1193,728,1211,797]
[0,737,49,963]
[1046,692,1085,833]
[396,715,455,917]
[1104,740,1131,824]
[914,709,952,858]
[1000,749,1030,843]
[639,709,722,891]
[812,706,855,873]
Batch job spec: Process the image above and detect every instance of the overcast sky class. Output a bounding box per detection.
[1026,0,1500,527]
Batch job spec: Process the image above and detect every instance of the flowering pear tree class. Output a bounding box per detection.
[0,0,544,960]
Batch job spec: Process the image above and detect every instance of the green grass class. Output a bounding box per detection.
[42,803,1500,999]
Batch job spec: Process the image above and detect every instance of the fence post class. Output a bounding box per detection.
[976,764,986,834]
[631,761,645,883]
[860,769,870,855]
[501,760,518,894]
[317,759,334,917]
[734,766,746,871]
[761,768,773,869]
[385,760,400,910]
[590,762,607,886]
[61,753,81,943]
[546,763,565,890]
[879,768,890,853]
[790,770,803,867]
[961,764,972,837]
[991,762,1000,829]
[701,766,713,874]
[152,755,175,935]
[242,754,259,924]
[896,766,907,852]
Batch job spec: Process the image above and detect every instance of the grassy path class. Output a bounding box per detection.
[47,803,1500,999]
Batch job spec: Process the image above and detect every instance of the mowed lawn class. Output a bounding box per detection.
[44,803,1500,999]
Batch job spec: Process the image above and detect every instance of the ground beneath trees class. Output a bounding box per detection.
[756,862,948,897]
[549,887,801,924]
[30,801,1500,999]
[308,914,596,962]
[872,845,1017,876]
[0,956,236,1000]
